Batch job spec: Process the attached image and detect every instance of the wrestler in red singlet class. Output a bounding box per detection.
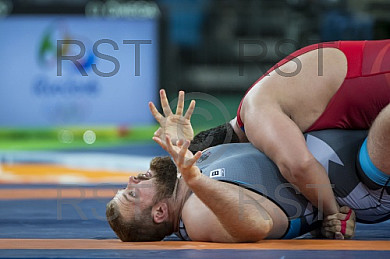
[236,40,390,132]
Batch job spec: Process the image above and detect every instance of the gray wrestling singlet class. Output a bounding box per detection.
[195,129,390,238]
[196,140,319,238]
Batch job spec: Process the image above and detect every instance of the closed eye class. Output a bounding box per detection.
[136,173,152,180]
[120,190,134,202]
[129,190,136,198]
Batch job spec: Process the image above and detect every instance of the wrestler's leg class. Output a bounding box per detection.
[367,103,390,174]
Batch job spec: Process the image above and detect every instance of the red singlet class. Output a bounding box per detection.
[236,40,390,132]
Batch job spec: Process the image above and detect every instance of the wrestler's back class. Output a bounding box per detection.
[241,46,347,132]
[239,40,390,132]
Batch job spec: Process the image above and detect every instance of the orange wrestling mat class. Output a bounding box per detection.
[0,239,389,251]
[0,187,118,200]
[0,163,138,184]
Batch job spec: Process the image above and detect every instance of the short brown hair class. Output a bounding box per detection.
[149,156,177,202]
[106,199,173,242]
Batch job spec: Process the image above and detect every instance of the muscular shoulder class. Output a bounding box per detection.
[241,47,347,129]
[260,47,346,93]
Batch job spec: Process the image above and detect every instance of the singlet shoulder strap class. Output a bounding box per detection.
[175,218,192,241]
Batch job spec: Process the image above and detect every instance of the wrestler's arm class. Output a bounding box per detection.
[183,178,274,242]
[243,103,340,217]
[154,136,273,242]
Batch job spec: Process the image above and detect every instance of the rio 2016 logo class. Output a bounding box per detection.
[38,21,152,78]
[38,22,95,74]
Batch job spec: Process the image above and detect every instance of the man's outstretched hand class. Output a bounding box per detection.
[149,89,196,145]
[153,135,202,185]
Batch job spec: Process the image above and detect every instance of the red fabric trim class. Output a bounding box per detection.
[341,209,352,235]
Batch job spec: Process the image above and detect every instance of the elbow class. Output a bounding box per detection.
[252,218,273,242]
[278,155,318,184]
[232,218,273,243]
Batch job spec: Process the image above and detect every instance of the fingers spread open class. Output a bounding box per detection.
[165,135,180,161]
[177,139,185,147]
[152,136,167,151]
[184,100,196,120]
[149,102,163,123]
[176,91,185,116]
[154,127,162,137]
[176,141,189,166]
[160,89,173,116]
[188,151,202,165]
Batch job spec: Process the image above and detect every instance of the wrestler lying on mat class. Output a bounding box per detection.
[106,127,390,242]
[149,40,390,239]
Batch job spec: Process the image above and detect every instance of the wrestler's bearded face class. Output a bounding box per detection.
[149,156,178,202]
[105,156,177,242]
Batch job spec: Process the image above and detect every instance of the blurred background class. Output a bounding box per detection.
[0,0,389,183]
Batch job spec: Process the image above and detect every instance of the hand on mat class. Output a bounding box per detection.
[153,135,202,184]
[149,89,196,145]
[321,206,356,239]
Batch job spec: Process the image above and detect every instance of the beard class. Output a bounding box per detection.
[149,156,178,202]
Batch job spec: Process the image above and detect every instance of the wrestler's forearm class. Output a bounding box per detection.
[186,173,273,242]
[242,109,340,216]
[282,160,339,216]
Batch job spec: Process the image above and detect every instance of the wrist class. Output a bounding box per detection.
[324,206,339,216]
[184,169,203,188]
[328,202,340,215]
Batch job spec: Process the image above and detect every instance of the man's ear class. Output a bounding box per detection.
[152,202,169,223]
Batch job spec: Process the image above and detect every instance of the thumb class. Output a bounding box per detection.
[154,127,162,136]
[339,206,351,214]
